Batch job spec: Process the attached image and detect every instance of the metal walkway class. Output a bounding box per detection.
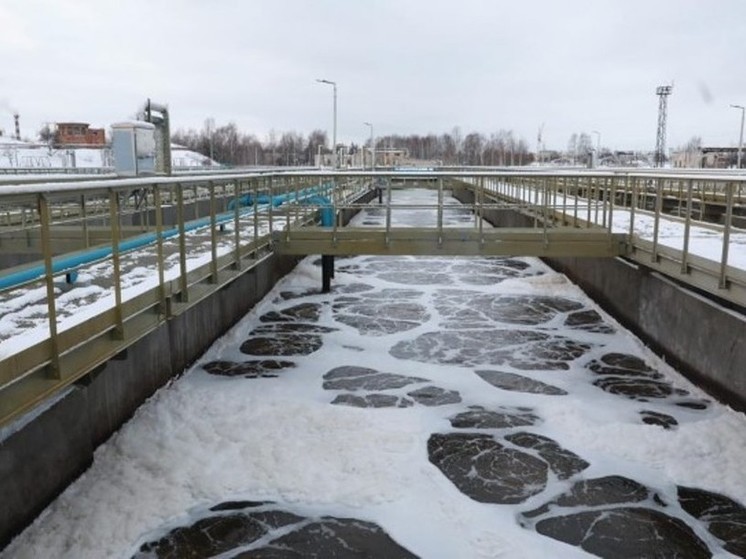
[274,227,626,257]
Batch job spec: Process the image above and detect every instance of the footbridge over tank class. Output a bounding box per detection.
[271,171,629,259]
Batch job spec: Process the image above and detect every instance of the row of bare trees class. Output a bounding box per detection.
[171,121,535,167]
[372,128,533,166]
[172,122,328,167]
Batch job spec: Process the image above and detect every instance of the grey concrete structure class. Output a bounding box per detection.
[0,251,300,549]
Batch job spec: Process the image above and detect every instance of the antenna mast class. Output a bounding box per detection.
[655,85,673,167]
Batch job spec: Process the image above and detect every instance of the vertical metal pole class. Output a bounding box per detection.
[561,177,568,225]
[585,177,592,227]
[233,179,242,270]
[478,176,484,245]
[437,177,443,245]
[108,190,124,339]
[253,179,259,256]
[80,194,89,248]
[719,182,734,288]
[209,181,219,283]
[542,177,548,244]
[177,183,189,302]
[322,255,334,292]
[629,176,638,239]
[385,177,392,245]
[607,177,616,232]
[594,177,600,226]
[285,176,292,240]
[333,83,338,168]
[573,176,579,227]
[143,187,151,232]
[331,176,338,245]
[551,176,558,225]
[651,179,662,263]
[154,186,167,317]
[38,195,61,378]
[268,176,274,242]
[193,184,200,219]
[681,179,693,274]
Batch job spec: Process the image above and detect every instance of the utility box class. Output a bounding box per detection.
[111,121,156,176]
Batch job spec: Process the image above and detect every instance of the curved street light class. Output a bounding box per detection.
[731,104,744,169]
[363,122,374,170]
[317,79,337,168]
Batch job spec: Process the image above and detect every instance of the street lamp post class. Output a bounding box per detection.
[317,79,337,168]
[731,104,745,169]
[592,129,601,156]
[364,122,374,170]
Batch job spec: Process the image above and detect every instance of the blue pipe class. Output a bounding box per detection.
[0,183,336,292]
[301,195,334,226]
[227,182,333,210]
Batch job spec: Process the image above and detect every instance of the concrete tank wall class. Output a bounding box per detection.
[0,252,301,549]
[0,188,377,549]
[451,183,746,411]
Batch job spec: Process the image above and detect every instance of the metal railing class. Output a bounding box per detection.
[0,171,367,426]
[1,168,744,427]
[469,172,746,306]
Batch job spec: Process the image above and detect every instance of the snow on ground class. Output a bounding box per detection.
[0,140,215,170]
[2,189,745,558]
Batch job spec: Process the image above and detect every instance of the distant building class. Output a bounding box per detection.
[672,147,739,169]
[55,122,106,147]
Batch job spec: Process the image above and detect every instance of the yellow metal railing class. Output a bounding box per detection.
[1,168,745,427]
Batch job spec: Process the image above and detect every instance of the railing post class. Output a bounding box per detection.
[193,184,200,219]
[209,181,219,283]
[629,175,638,239]
[332,175,338,247]
[253,178,259,257]
[478,176,484,246]
[437,177,443,246]
[233,179,242,270]
[38,194,61,378]
[608,176,617,233]
[385,177,392,246]
[561,177,568,225]
[108,189,124,339]
[651,178,662,263]
[681,179,693,274]
[153,185,167,318]
[80,194,90,248]
[268,175,274,243]
[285,176,292,241]
[573,176,579,227]
[542,177,548,245]
[719,182,734,289]
[177,183,189,302]
[594,177,601,226]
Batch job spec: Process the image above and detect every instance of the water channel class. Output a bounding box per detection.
[4,187,746,558]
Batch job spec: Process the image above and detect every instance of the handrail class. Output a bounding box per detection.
[0,168,744,428]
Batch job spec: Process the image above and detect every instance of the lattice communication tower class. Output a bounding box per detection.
[655,85,673,167]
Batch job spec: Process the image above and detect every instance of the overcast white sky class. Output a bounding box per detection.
[1,0,745,152]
